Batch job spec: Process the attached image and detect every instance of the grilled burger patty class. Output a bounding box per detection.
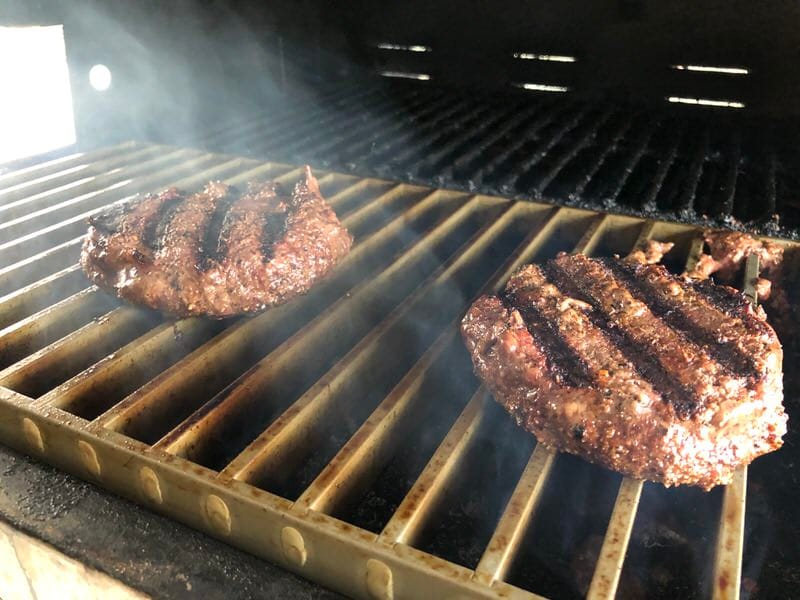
[461,252,786,489]
[81,166,352,318]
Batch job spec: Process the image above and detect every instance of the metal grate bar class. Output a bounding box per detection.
[234,90,422,158]
[474,444,557,586]
[314,93,456,166]
[711,253,758,600]
[713,470,747,600]
[213,197,510,483]
[0,155,256,268]
[0,145,167,212]
[683,233,706,274]
[446,102,544,181]
[572,214,612,256]
[600,118,661,206]
[532,108,616,198]
[764,152,777,217]
[335,97,457,165]
[570,114,639,200]
[452,215,636,596]
[641,123,686,212]
[360,99,476,169]
[0,287,116,370]
[276,91,436,161]
[0,142,139,192]
[205,89,387,153]
[587,227,751,600]
[191,84,375,150]
[411,105,523,178]
[293,207,563,516]
[587,478,645,599]
[206,87,388,153]
[677,128,710,212]
[584,220,667,599]
[35,317,228,419]
[91,181,458,436]
[386,105,497,171]
[295,92,452,164]
[380,387,491,544]
[495,107,592,191]
[471,101,579,188]
[0,265,87,329]
[718,133,741,218]
[0,149,210,240]
[0,237,84,295]
[0,305,162,396]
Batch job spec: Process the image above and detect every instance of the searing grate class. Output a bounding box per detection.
[0,142,793,599]
[179,84,800,239]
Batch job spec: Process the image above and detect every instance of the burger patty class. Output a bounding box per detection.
[461,252,786,489]
[81,166,352,318]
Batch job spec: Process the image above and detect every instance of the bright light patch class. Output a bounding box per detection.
[379,71,431,81]
[376,43,432,53]
[515,82,570,93]
[671,65,748,75]
[89,64,112,91]
[667,96,745,109]
[0,26,76,164]
[513,53,576,63]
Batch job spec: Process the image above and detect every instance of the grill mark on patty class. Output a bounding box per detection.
[198,188,240,270]
[690,278,773,338]
[159,183,230,304]
[261,210,289,260]
[245,181,287,261]
[141,194,185,251]
[555,254,724,418]
[607,259,759,379]
[501,291,595,388]
[543,262,699,418]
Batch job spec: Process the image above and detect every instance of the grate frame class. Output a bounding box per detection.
[0,142,793,600]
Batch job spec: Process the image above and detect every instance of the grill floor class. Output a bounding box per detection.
[0,145,797,599]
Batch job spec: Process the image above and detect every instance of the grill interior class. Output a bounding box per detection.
[0,143,797,599]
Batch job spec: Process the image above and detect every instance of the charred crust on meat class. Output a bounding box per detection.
[87,200,136,234]
[261,211,289,260]
[198,187,239,271]
[690,278,773,338]
[605,258,760,380]
[141,193,186,251]
[500,289,595,388]
[543,261,700,420]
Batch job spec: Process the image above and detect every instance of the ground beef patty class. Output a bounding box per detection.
[81,166,352,318]
[461,252,786,489]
